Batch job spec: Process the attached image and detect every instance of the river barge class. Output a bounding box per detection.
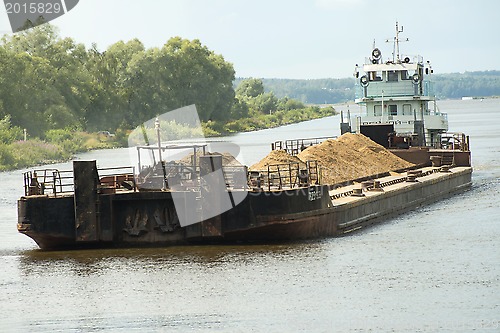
[17,148,472,250]
[17,23,473,250]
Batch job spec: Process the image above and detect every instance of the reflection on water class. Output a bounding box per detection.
[19,241,327,274]
[1,99,499,332]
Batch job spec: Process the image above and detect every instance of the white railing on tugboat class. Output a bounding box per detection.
[355,80,434,100]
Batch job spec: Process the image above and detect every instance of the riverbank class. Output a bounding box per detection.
[0,106,336,171]
[203,105,336,135]
[0,130,126,171]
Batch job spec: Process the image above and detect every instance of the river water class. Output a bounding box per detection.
[0,99,498,332]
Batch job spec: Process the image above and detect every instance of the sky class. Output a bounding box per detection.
[1,0,499,79]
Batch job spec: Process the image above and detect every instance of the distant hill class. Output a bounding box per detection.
[432,71,500,99]
[235,70,500,104]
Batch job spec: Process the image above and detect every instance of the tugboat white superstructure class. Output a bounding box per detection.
[350,22,447,148]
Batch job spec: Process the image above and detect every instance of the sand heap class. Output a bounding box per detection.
[249,149,304,171]
[250,133,414,184]
[177,151,242,167]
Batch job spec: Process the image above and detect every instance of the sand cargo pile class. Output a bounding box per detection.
[250,149,304,170]
[251,133,414,184]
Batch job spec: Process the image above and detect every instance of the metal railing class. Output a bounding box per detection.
[436,132,470,151]
[23,159,325,196]
[137,163,198,190]
[23,169,74,196]
[23,166,137,197]
[137,163,251,191]
[249,161,320,191]
[272,136,336,156]
[97,166,137,193]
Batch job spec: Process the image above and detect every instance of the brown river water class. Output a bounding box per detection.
[0,99,499,332]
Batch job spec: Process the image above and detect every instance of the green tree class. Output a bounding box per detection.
[0,116,23,143]
[125,37,235,124]
[85,39,145,131]
[277,96,305,111]
[248,92,278,114]
[0,49,63,136]
[229,97,249,119]
[0,24,91,135]
[236,78,265,99]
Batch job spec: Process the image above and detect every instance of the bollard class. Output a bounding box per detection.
[351,187,365,197]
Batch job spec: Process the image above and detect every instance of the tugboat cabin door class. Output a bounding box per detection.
[360,124,394,148]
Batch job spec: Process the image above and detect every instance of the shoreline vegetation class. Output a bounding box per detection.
[0,24,335,171]
[0,105,337,171]
[0,24,336,171]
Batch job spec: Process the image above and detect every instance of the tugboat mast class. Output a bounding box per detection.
[386,21,408,63]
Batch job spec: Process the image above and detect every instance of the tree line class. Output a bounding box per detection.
[240,71,500,104]
[432,71,500,99]
[0,24,237,138]
[235,78,355,105]
[0,24,335,139]
[0,24,335,170]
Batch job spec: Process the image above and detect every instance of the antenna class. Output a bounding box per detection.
[385,21,409,63]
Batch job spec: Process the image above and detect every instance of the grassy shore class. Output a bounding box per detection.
[0,106,337,171]
[204,106,336,135]
[0,131,127,171]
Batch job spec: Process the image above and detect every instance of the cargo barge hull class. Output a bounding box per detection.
[18,164,472,250]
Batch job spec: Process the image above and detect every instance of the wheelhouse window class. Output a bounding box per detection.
[374,105,382,116]
[389,105,398,116]
[369,71,383,81]
[387,71,398,82]
[403,104,411,115]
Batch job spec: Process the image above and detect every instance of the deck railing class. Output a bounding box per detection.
[23,169,74,196]
[272,136,336,156]
[23,166,136,197]
[355,80,434,99]
[435,132,470,151]
[249,160,320,191]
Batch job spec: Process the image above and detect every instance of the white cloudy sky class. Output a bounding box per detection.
[1,0,499,79]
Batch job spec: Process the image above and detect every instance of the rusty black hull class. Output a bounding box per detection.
[227,170,473,241]
[18,166,473,250]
